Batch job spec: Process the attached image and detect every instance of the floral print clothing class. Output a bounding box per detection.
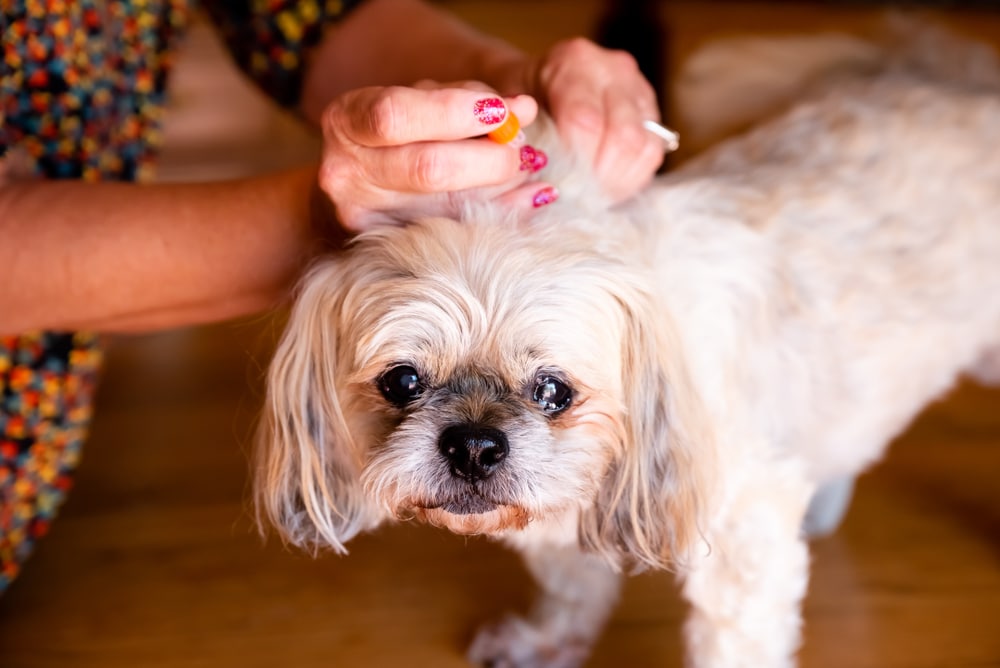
[0,0,363,590]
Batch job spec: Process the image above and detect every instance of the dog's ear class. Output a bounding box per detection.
[255,257,375,554]
[580,284,715,571]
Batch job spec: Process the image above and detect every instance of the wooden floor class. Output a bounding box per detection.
[3,2,1000,667]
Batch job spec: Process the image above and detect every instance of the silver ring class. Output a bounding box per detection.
[642,120,680,153]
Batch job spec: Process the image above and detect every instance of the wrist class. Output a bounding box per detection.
[307,168,350,253]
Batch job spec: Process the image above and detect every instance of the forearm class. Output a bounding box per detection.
[0,166,337,335]
[300,0,532,123]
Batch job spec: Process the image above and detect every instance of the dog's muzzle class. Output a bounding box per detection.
[438,424,509,482]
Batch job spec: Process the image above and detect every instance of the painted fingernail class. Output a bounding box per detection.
[520,145,548,173]
[474,97,507,125]
[532,186,559,208]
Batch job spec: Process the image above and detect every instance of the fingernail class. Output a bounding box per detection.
[473,97,507,125]
[520,145,548,173]
[532,186,559,208]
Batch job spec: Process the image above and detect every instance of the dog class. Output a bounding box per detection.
[254,22,1000,668]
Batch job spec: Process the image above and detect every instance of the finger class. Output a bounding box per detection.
[343,177,554,230]
[547,62,662,201]
[408,81,539,127]
[490,180,560,215]
[506,94,540,129]
[603,144,661,202]
[592,93,664,201]
[547,91,605,167]
[633,79,661,123]
[327,86,534,148]
[537,43,623,165]
[362,139,533,194]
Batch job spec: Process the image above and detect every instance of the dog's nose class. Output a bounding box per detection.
[438,424,509,481]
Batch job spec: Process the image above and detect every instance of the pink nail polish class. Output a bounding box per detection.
[532,186,559,208]
[520,145,548,173]
[474,97,507,125]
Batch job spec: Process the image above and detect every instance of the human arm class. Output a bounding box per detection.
[0,166,334,335]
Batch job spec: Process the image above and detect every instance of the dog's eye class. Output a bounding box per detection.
[378,365,423,407]
[533,376,573,414]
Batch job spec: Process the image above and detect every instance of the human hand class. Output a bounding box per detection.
[317,85,554,233]
[520,38,668,203]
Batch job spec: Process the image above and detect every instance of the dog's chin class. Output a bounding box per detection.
[410,501,532,536]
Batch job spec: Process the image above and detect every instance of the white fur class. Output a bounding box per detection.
[256,24,1000,668]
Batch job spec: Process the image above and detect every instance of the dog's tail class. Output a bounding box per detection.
[673,14,1000,155]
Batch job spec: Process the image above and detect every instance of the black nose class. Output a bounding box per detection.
[438,424,509,481]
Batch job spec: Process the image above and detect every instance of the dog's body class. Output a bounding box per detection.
[257,25,1000,668]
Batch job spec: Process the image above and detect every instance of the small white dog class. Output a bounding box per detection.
[255,23,1000,668]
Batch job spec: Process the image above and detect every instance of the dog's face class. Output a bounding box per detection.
[358,290,621,538]
[257,213,710,568]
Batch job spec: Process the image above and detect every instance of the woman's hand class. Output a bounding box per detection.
[517,38,668,203]
[317,85,553,233]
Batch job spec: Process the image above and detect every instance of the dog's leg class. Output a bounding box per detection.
[680,465,813,668]
[802,474,855,538]
[468,541,622,668]
[968,345,1000,386]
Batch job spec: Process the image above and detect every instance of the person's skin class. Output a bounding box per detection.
[0,167,323,335]
[0,0,666,336]
[315,86,545,230]
[306,0,666,227]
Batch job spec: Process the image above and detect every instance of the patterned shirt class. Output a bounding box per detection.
[0,0,363,590]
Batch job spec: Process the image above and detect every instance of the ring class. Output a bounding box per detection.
[642,120,680,153]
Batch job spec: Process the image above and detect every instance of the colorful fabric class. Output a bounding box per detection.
[0,333,102,590]
[1,0,190,182]
[0,0,362,591]
[204,0,364,107]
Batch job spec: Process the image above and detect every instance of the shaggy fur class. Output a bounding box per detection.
[256,24,1000,668]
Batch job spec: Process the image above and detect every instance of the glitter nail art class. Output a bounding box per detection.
[520,145,549,172]
[474,98,507,125]
[532,186,559,208]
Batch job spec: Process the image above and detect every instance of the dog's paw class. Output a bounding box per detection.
[467,614,590,668]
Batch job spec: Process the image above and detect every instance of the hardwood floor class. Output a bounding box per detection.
[2,2,1000,667]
